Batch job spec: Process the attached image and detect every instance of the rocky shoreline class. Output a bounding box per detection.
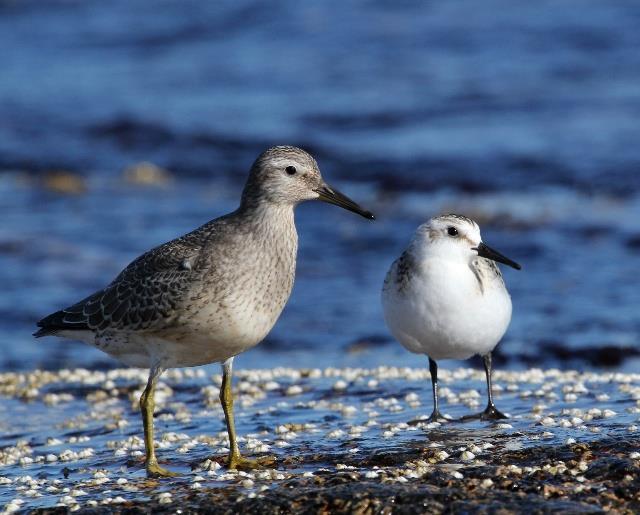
[28,437,640,514]
[1,366,639,514]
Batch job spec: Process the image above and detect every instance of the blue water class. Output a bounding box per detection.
[1,0,640,372]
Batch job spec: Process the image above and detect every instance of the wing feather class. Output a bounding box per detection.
[35,232,208,336]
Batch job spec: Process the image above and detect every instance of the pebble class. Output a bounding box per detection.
[123,162,172,187]
[285,385,303,396]
[333,380,348,391]
[404,392,420,403]
[41,171,87,195]
[435,450,450,461]
[461,451,475,461]
[158,492,173,504]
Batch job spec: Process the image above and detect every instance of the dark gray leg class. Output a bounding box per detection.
[427,358,448,422]
[480,353,508,420]
[408,357,448,424]
[460,353,508,421]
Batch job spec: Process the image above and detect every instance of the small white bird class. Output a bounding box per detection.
[382,214,521,422]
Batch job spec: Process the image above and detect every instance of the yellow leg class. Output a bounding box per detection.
[140,366,179,478]
[220,358,275,470]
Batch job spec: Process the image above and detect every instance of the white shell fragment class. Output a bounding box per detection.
[0,365,636,510]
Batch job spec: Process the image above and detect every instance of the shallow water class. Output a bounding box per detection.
[0,366,638,511]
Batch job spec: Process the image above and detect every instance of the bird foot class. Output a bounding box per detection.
[460,404,508,422]
[146,461,180,478]
[408,411,450,425]
[481,404,508,421]
[228,454,277,471]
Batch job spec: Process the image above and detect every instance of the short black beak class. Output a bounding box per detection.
[314,184,375,220]
[473,242,521,270]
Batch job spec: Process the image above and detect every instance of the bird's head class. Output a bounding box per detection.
[414,214,521,270]
[242,146,374,220]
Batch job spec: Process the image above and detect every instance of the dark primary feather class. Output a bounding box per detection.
[34,224,212,338]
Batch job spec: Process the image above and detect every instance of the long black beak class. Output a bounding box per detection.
[473,242,521,270]
[314,184,375,220]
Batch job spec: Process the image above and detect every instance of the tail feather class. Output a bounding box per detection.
[34,309,89,338]
[33,327,55,338]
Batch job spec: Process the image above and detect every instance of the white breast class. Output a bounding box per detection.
[383,257,512,361]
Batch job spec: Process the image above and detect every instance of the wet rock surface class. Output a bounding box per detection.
[0,366,639,513]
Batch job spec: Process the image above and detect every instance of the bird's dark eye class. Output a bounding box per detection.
[447,227,458,237]
[285,166,297,175]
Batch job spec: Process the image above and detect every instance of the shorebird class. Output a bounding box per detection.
[382,214,520,422]
[35,146,374,477]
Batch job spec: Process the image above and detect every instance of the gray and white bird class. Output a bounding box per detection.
[35,146,374,477]
[382,214,520,422]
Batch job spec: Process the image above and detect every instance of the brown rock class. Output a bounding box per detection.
[41,171,87,195]
[123,161,172,187]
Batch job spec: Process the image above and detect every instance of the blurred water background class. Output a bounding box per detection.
[1,0,639,373]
